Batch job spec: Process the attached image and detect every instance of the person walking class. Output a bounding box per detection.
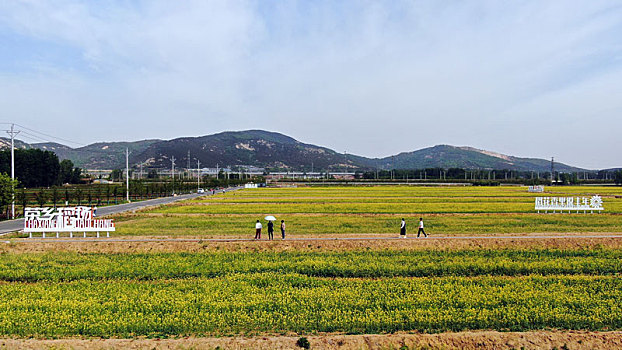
[417,217,427,237]
[280,220,286,239]
[93,206,98,217]
[400,218,406,238]
[254,220,262,240]
[267,220,274,240]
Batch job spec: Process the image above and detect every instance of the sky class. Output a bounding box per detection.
[0,1,621,169]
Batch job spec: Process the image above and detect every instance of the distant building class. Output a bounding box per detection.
[266,171,355,180]
[329,172,356,180]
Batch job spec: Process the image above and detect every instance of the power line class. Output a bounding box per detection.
[13,123,84,146]
[15,134,46,144]
[15,131,53,144]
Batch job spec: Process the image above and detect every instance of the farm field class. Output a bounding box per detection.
[0,248,621,339]
[5,185,622,348]
[111,185,622,237]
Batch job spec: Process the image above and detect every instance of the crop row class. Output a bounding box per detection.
[153,201,539,214]
[0,249,620,282]
[225,186,622,197]
[189,196,539,204]
[114,213,622,236]
[0,274,619,337]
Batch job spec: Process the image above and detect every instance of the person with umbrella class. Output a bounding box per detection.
[264,215,276,240]
[267,221,274,240]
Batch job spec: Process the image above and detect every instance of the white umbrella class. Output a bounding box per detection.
[264,215,276,221]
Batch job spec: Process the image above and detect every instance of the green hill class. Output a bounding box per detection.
[1,131,589,172]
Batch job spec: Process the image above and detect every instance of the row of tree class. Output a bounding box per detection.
[359,168,622,185]
[0,149,82,188]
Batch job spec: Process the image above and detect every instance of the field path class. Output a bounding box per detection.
[12,233,622,243]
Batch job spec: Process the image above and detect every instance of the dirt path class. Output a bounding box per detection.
[3,234,622,253]
[2,331,621,349]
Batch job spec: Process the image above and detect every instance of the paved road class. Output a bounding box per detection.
[12,234,622,243]
[0,186,243,235]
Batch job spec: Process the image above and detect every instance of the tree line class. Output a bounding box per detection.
[0,149,82,188]
[359,168,622,185]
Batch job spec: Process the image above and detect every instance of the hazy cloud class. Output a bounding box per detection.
[0,0,620,168]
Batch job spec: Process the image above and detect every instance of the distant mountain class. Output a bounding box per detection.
[376,145,583,172]
[59,140,160,169]
[0,137,31,150]
[3,139,160,169]
[133,130,366,171]
[1,131,590,172]
[30,142,73,159]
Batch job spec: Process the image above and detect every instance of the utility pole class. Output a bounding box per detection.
[391,156,395,180]
[6,124,19,219]
[197,159,200,191]
[125,148,130,202]
[171,156,176,195]
[216,163,220,180]
[187,150,191,179]
[551,157,555,185]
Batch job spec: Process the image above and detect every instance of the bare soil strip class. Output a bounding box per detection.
[1,331,620,349]
[3,235,622,253]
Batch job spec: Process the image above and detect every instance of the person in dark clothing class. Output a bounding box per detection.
[267,221,274,240]
[417,217,427,237]
[280,220,286,239]
[400,218,406,238]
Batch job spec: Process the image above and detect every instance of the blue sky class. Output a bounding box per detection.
[1,0,621,169]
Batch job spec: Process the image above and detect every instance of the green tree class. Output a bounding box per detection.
[75,188,83,206]
[0,174,19,217]
[109,169,123,182]
[615,170,622,185]
[0,149,60,188]
[105,185,111,204]
[58,159,74,184]
[51,187,59,209]
[17,188,27,216]
[71,168,82,184]
[96,186,102,205]
[35,190,47,207]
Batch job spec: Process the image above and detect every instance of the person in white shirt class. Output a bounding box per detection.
[400,218,406,238]
[254,220,262,240]
[417,217,427,237]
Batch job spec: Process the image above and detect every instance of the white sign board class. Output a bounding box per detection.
[528,185,545,193]
[535,196,603,213]
[24,206,115,238]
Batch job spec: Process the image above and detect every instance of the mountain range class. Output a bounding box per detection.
[1,130,587,172]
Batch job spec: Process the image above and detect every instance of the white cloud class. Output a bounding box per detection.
[0,0,620,168]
